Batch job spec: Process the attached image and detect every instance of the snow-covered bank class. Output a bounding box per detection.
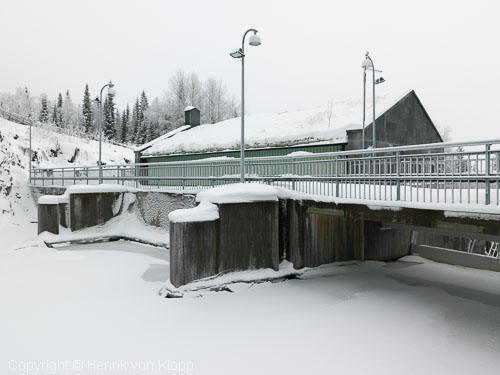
[0,117,134,237]
[39,211,169,249]
[0,118,133,170]
[1,238,500,374]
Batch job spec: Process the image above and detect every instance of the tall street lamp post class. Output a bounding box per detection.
[361,52,387,149]
[361,53,385,149]
[26,89,32,184]
[28,114,32,183]
[362,52,377,148]
[97,81,116,184]
[361,64,367,149]
[230,28,261,183]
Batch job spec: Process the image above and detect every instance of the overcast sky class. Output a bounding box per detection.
[1,0,498,141]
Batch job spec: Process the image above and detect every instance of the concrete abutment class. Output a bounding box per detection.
[169,201,279,287]
[35,186,500,287]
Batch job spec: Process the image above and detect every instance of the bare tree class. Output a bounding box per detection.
[168,70,188,125]
[186,72,203,110]
[438,125,451,142]
[327,99,334,127]
[203,77,227,124]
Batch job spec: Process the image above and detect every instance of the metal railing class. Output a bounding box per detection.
[0,107,35,126]
[31,139,500,206]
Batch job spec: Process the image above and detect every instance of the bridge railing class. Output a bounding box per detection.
[30,139,500,205]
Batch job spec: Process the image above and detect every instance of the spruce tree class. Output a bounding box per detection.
[82,84,93,133]
[103,92,116,139]
[120,105,130,143]
[52,103,58,125]
[140,91,149,112]
[56,93,63,127]
[115,109,121,141]
[62,90,73,128]
[131,98,140,143]
[137,91,149,145]
[39,96,49,123]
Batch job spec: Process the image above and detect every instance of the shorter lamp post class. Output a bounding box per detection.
[97,81,116,184]
[230,28,261,183]
[28,114,32,184]
[361,61,368,149]
[361,52,384,149]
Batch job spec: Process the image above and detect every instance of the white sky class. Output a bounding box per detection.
[0,0,498,141]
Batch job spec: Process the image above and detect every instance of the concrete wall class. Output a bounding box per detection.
[280,198,500,270]
[284,200,366,269]
[170,220,219,287]
[134,191,196,230]
[218,202,279,273]
[170,201,279,287]
[70,192,124,231]
[412,231,474,253]
[34,188,196,234]
[38,203,59,235]
[30,186,66,204]
[363,221,412,261]
[412,244,500,272]
[347,90,442,150]
[68,191,196,232]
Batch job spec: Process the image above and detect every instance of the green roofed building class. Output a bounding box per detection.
[135,90,443,164]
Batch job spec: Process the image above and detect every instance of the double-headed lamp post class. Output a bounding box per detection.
[97,81,116,184]
[230,28,261,183]
[361,63,367,149]
[361,51,378,148]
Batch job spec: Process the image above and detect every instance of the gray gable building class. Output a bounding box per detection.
[346,90,443,150]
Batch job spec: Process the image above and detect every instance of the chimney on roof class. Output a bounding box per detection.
[184,106,200,127]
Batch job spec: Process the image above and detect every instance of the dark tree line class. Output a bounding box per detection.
[0,69,239,146]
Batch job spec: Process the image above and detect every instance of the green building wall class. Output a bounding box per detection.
[140,142,346,164]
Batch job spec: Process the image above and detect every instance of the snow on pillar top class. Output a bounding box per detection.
[196,183,279,204]
[38,195,61,205]
[168,201,220,223]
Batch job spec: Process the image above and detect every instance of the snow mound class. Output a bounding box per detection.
[168,200,219,223]
[196,183,278,204]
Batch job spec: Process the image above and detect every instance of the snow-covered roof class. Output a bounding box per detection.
[184,105,197,112]
[134,125,191,152]
[143,89,414,157]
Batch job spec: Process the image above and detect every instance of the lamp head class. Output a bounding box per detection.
[249,33,261,46]
[361,58,372,69]
[108,87,116,96]
[230,48,245,59]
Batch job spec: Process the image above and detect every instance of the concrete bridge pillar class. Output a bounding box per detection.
[37,196,60,235]
[169,185,279,287]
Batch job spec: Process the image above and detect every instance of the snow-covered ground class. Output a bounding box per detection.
[0,118,133,226]
[3,116,500,374]
[0,118,134,170]
[1,229,500,374]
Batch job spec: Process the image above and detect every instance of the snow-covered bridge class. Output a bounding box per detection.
[31,138,500,208]
[32,138,500,278]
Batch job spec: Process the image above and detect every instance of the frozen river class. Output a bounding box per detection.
[1,236,500,374]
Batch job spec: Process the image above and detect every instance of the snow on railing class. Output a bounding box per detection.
[0,107,36,126]
[30,139,500,206]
